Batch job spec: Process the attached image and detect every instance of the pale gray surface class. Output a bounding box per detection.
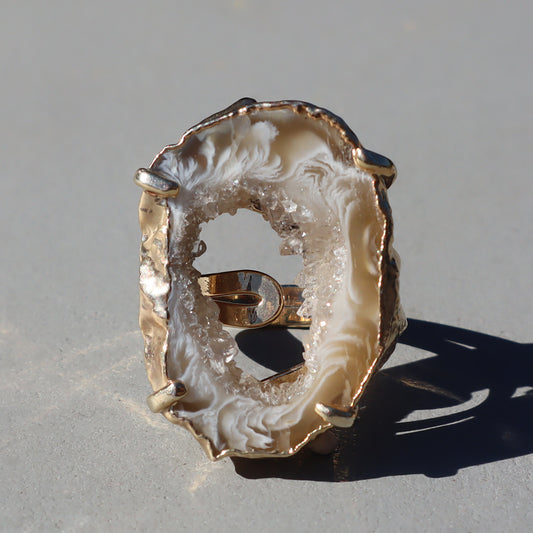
[1,1,532,532]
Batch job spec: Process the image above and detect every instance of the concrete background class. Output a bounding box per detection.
[1,1,532,531]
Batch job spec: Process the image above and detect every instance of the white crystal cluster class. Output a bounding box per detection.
[154,108,385,454]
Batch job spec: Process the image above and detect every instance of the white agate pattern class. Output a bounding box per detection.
[154,108,391,455]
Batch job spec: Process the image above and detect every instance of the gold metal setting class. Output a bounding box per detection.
[147,380,188,413]
[354,146,397,187]
[134,168,180,197]
[199,270,311,328]
[138,191,171,392]
[315,402,359,428]
[136,98,406,460]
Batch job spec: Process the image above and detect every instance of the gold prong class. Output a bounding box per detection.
[134,168,179,197]
[315,402,358,428]
[147,380,187,413]
[354,147,397,188]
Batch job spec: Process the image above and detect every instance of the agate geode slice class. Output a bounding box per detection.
[136,98,405,460]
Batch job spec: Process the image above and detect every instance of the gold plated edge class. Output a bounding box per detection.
[150,99,362,170]
[163,408,332,461]
[139,98,404,459]
[138,191,172,392]
[341,175,406,412]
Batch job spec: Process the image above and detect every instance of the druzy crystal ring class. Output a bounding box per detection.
[135,98,406,460]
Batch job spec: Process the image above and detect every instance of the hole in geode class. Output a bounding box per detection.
[194,208,306,380]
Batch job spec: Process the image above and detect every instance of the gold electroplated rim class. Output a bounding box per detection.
[152,98,397,188]
[137,98,405,460]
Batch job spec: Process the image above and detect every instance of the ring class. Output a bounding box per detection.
[134,98,406,460]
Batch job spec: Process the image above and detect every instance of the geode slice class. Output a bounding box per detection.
[137,99,405,459]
